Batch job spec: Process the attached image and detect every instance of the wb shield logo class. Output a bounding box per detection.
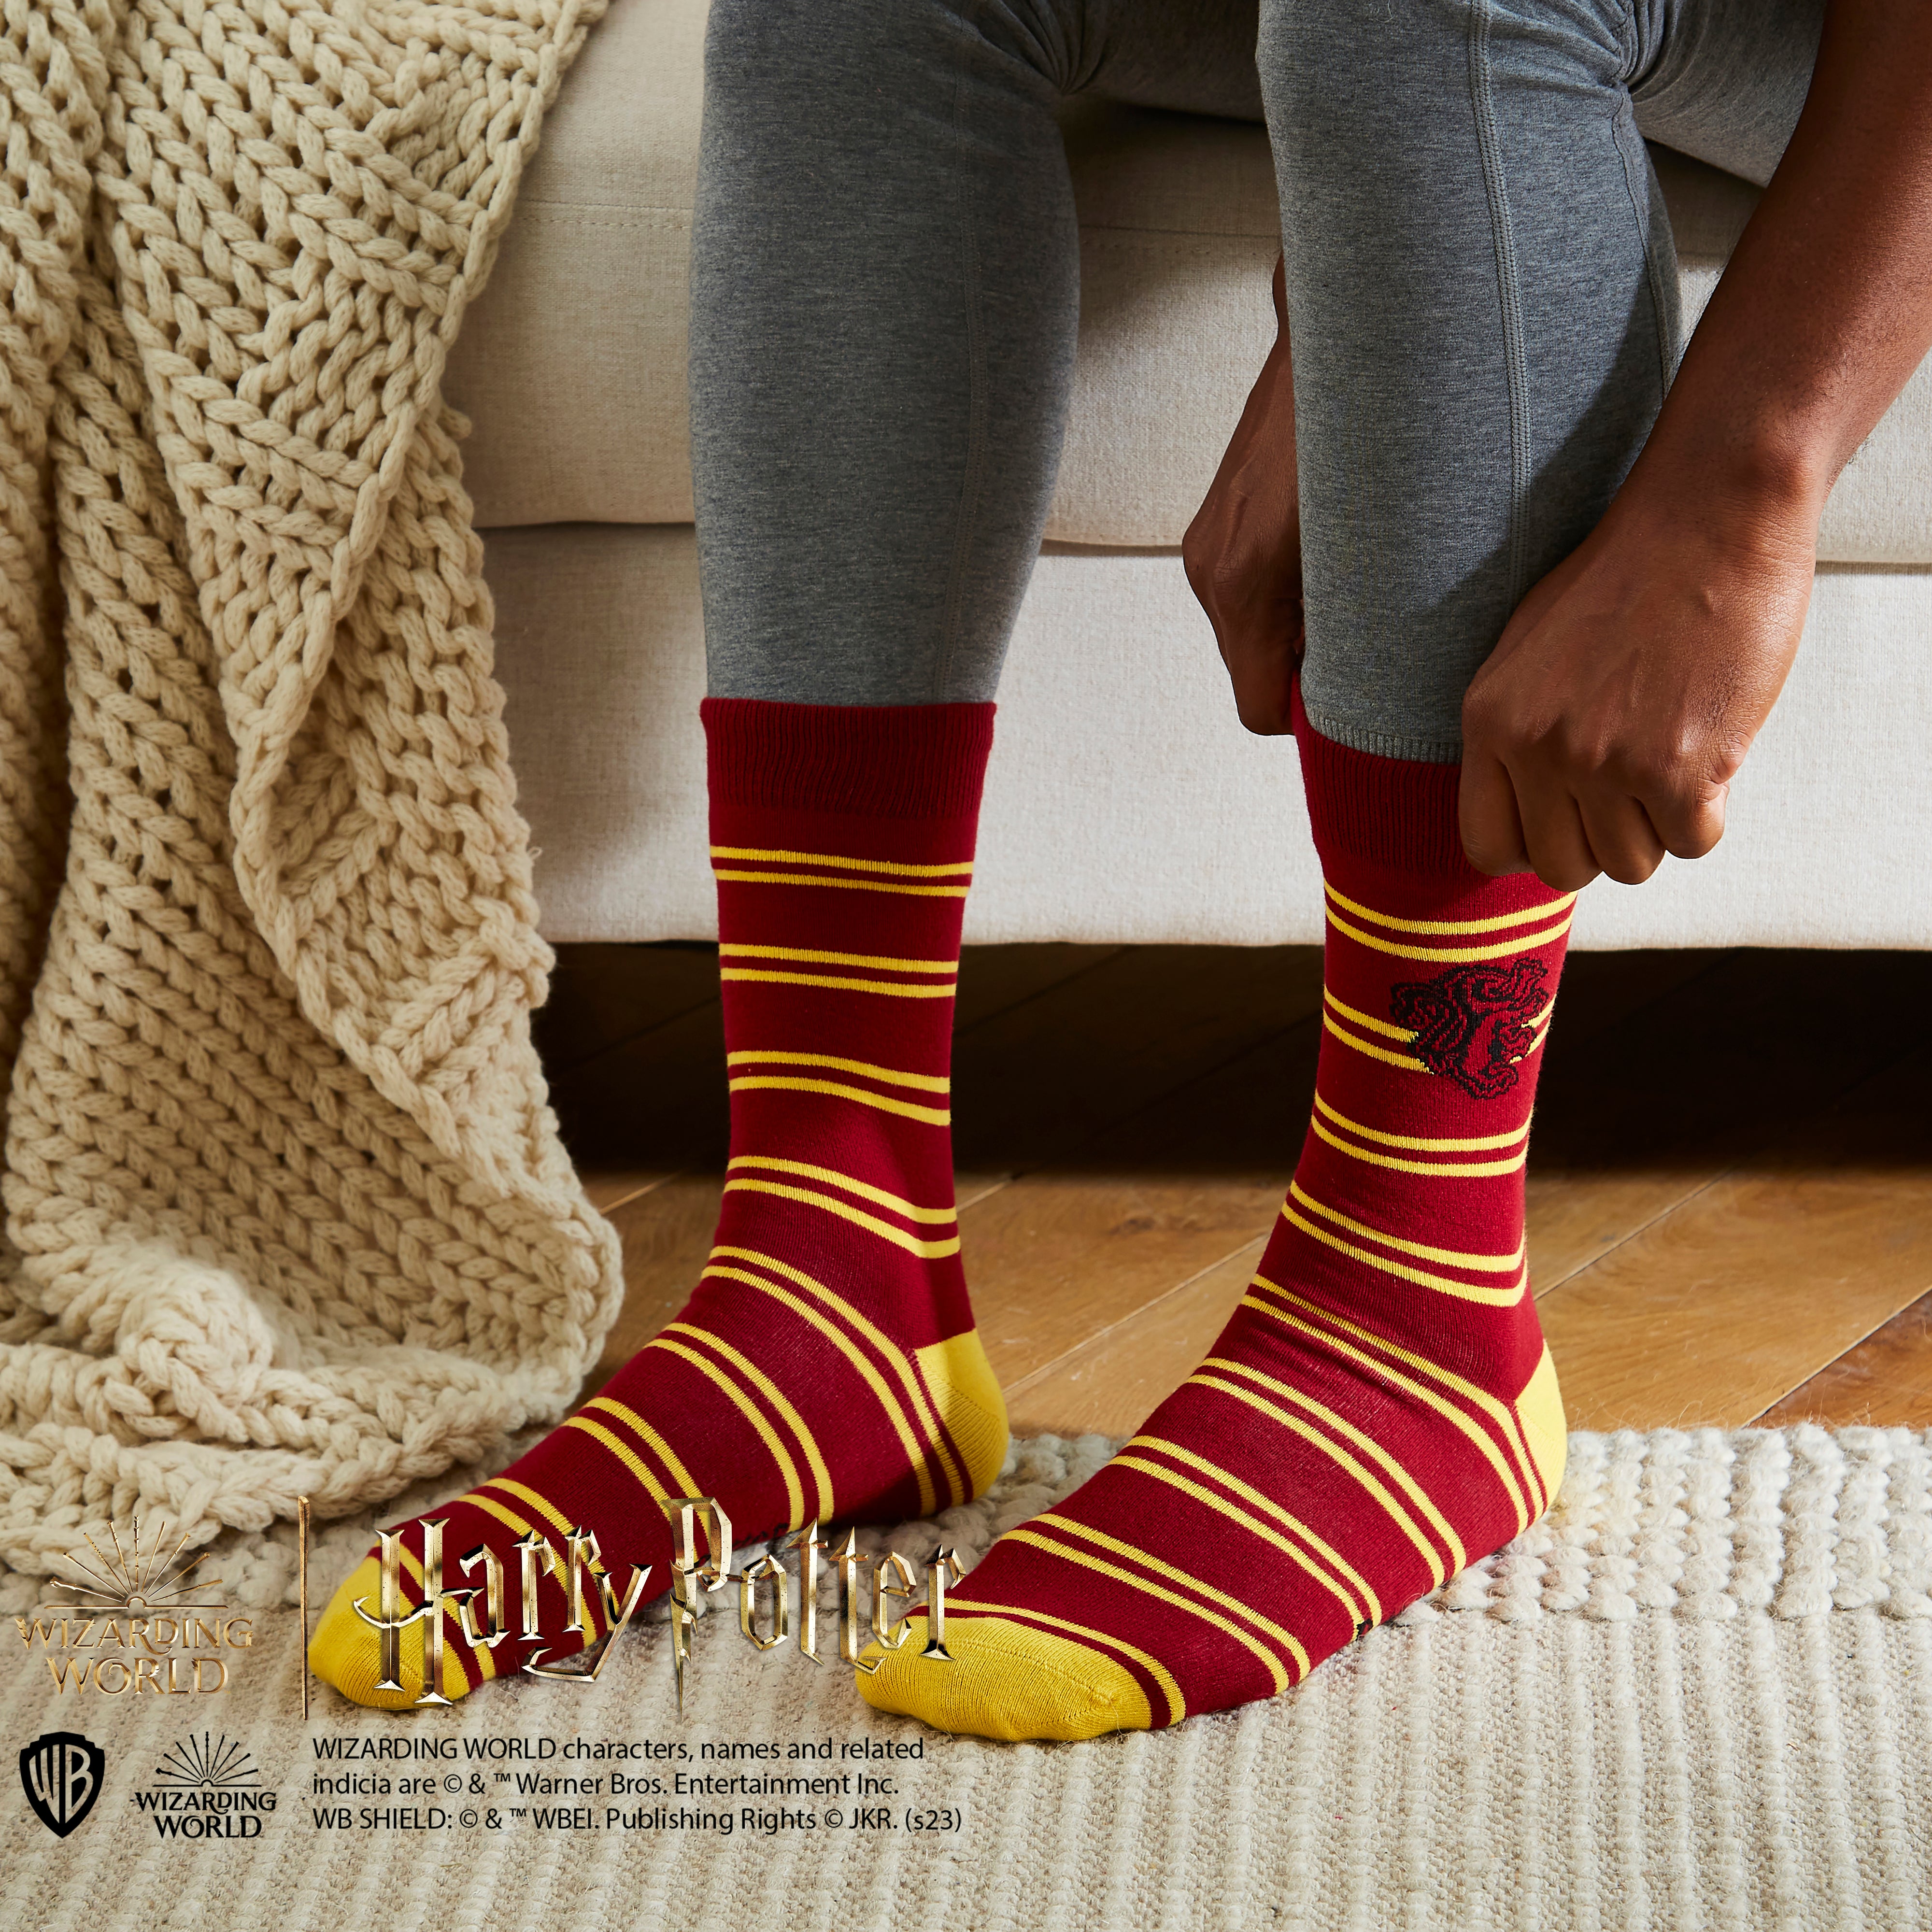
[20,1732,105,1836]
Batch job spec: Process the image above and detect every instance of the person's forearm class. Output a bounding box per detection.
[1625,0,1932,536]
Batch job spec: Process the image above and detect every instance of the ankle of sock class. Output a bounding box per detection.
[1282,683,1571,1449]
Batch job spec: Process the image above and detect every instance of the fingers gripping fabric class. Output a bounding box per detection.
[0,0,620,1574]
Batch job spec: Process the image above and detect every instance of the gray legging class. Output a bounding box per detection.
[690,0,1824,762]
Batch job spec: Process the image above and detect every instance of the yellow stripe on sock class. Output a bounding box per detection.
[645,1334,807,1528]
[1254,1276,1549,1519]
[702,1256,940,1515]
[1323,882,1577,936]
[727,1076,951,1125]
[720,970,959,997]
[721,1180,962,1258]
[1309,1112,1530,1178]
[953,1601,1187,1725]
[1522,999,1556,1055]
[1314,1091,1530,1153]
[1005,1532,1290,1693]
[663,1322,834,1521]
[727,1156,957,1222]
[1280,1196,1527,1305]
[389,1540,479,1687]
[1013,1521,1302,1688]
[1322,1013,1429,1072]
[1325,905,1575,964]
[712,1247,969,1505]
[465,1489,540,1544]
[1246,1281,1534,1530]
[565,1415,672,1505]
[1322,990,1418,1042]
[583,1395,700,1497]
[1039,1515,1310,1673]
[714,872,969,899]
[1126,1434,1384,1626]
[1196,1358,1468,1570]
[719,944,956,975]
[1112,1451,1370,1629]
[710,845,973,878]
[1288,1181,1526,1274]
[489,1477,574,1538]
[1190,1365,1457,1583]
[727,1051,949,1093]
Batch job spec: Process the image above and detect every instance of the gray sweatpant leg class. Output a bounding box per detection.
[690,0,1262,709]
[690,0,1824,754]
[1271,0,1824,759]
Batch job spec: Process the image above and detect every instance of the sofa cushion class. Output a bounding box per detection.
[490,525,1932,948]
[447,0,1932,562]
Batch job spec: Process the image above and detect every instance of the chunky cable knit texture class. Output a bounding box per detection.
[0,0,619,1573]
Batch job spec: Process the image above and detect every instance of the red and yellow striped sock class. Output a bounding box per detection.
[860,700,1570,1739]
[309,699,1008,1706]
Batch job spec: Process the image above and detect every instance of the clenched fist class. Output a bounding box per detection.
[1458,483,1816,890]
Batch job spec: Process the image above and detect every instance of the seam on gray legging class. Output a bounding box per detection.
[937,67,993,701]
[1612,98,1679,392]
[1467,0,1534,614]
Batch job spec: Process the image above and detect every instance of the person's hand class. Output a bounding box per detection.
[1458,482,1818,889]
[1459,0,1932,893]
[1183,257,1303,734]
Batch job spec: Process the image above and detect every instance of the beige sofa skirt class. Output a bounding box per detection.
[490,525,1932,951]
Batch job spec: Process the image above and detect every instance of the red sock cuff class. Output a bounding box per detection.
[702,698,996,821]
[1291,678,1482,883]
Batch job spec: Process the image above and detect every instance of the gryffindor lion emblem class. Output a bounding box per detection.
[1389,959,1547,1101]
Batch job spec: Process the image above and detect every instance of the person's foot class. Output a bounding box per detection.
[860,719,1570,1738]
[309,700,1007,1706]
[859,1274,1562,1738]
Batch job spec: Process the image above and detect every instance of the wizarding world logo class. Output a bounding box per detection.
[130,1733,278,1838]
[14,1518,252,1696]
[19,1731,107,1837]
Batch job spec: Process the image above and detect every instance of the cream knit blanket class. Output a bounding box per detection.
[0,0,619,1574]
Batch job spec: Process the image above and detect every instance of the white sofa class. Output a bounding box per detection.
[449,0,1932,951]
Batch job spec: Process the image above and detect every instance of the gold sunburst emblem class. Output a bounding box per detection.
[43,1518,224,1611]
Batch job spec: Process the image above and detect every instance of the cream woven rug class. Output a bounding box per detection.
[5,1426,1930,1930]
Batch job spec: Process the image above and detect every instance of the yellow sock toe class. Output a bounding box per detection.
[857,1612,1156,1742]
[308,1556,476,1711]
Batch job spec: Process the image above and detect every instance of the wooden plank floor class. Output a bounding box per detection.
[537,942,1932,1438]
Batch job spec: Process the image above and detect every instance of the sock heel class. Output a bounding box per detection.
[1514,1346,1568,1516]
[915,1330,1009,1503]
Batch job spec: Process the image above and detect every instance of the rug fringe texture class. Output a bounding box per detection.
[4,1428,1929,1930]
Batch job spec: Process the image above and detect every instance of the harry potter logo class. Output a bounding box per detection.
[341,1497,962,1714]
[1390,959,1548,1100]
[20,1731,106,1837]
